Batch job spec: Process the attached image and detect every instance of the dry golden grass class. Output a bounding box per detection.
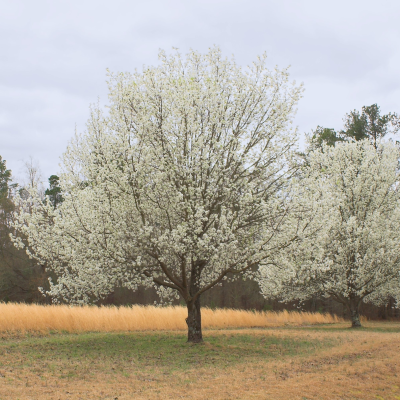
[0,302,342,332]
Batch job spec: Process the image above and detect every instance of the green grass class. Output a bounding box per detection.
[0,330,337,378]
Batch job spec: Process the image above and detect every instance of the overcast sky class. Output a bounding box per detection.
[1,0,399,185]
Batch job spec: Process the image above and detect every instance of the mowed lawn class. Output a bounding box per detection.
[0,323,400,399]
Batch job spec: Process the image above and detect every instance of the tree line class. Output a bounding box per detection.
[4,48,400,341]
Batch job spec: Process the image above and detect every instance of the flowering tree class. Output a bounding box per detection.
[12,48,305,342]
[259,140,400,327]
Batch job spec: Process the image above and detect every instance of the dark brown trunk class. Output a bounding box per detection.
[349,297,362,328]
[350,309,361,328]
[186,295,203,343]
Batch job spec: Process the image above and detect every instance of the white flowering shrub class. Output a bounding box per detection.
[12,47,306,341]
[258,140,400,327]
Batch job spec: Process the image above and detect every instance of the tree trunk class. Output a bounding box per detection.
[349,297,362,328]
[350,308,361,327]
[186,295,203,343]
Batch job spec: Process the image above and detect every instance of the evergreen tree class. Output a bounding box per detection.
[342,104,400,148]
[309,126,343,150]
[0,156,11,200]
[45,175,63,208]
[309,104,400,150]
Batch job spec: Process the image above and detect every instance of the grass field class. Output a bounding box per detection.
[0,305,398,399]
[0,325,399,399]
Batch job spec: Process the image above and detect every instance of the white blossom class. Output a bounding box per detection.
[258,139,400,326]
[11,47,307,340]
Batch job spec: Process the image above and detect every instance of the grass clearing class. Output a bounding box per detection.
[0,322,399,399]
[0,330,332,374]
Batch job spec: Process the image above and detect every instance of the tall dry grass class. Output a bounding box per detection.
[0,303,343,333]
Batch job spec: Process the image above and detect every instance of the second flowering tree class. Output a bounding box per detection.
[259,140,400,327]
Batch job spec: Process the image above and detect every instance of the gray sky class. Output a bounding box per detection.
[2,0,399,185]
